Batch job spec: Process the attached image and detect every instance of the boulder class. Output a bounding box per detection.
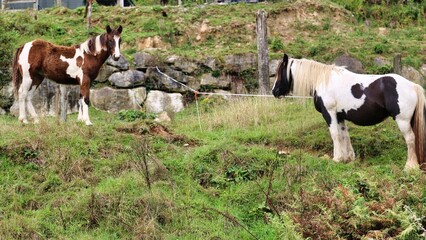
[402,66,425,86]
[0,107,5,115]
[203,57,220,71]
[421,64,426,78]
[134,51,160,70]
[106,56,129,70]
[334,54,365,74]
[145,67,188,93]
[200,73,231,90]
[165,55,199,74]
[91,87,143,113]
[0,82,14,110]
[145,90,184,114]
[269,59,280,77]
[224,53,257,73]
[9,80,80,116]
[94,64,119,83]
[154,111,172,123]
[373,56,390,67]
[108,70,145,88]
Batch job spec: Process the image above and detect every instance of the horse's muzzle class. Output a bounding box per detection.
[113,56,120,61]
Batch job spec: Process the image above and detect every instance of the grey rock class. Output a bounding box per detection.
[402,66,425,86]
[420,64,426,78]
[9,80,80,116]
[224,53,257,73]
[373,57,391,67]
[134,51,160,70]
[106,55,129,70]
[203,57,220,71]
[334,54,365,74]
[269,59,280,77]
[145,90,184,114]
[94,64,120,83]
[91,87,140,113]
[109,70,145,88]
[166,55,199,74]
[145,67,188,93]
[200,73,231,89]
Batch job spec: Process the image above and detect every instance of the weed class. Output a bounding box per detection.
[118,109,156,122]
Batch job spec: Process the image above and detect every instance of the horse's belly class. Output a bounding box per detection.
[342,105,390,126]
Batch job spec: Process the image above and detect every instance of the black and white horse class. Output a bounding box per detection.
[272,54,425,170]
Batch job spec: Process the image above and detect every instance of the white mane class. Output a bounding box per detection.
[80,35,105,56]
[291,59,344,96]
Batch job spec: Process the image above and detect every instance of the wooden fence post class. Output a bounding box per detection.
[393,53,402,75]
[256,10,269,95]
[59,85,68,122]
[86,0,92,30]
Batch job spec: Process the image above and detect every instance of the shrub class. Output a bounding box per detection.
[118,110,156,122]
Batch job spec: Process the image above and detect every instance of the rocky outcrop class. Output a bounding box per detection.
[334,54,365,74]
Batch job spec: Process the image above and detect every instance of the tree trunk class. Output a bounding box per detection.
[256,10,269,95]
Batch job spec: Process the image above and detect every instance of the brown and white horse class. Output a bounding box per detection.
[12,25,123,125]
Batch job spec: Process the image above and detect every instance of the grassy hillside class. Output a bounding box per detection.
[1,98,426,239]
[1,0,426,239]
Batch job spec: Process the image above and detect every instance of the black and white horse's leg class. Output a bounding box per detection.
[395,117,419,169]
[315,96,354,162]
[324,110,355,162]
[327,111,345,162]
[337,120,355,162]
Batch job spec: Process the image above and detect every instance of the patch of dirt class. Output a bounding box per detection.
[116,123,198,146]
[149,124,198,146]
[268,0,353,41]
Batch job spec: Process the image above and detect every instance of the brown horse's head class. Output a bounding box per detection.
[105,25,123,61]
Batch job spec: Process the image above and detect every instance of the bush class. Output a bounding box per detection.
[118,110,156,122]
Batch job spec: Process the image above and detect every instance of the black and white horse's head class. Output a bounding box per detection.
[272,54,293,98]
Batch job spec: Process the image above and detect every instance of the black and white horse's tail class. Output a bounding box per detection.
[12,46,23,98]
[413,85,426,170]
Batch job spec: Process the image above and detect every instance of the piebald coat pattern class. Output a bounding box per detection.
[272,54,426,171]
[12,25,123,125]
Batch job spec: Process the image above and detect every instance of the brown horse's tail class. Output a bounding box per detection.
[412,85,426,170]
[12,46,23,98]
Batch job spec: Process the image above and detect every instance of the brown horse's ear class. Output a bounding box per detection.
[106,25,112,34]
[117,25,123,34]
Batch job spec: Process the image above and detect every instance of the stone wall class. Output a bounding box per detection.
[2,53,426,116]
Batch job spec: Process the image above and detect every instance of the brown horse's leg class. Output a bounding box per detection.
[18,78,30,124]
[79,77,92,126]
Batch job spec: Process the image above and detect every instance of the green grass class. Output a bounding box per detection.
[1,0,426,238]
[2,97,425,239]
